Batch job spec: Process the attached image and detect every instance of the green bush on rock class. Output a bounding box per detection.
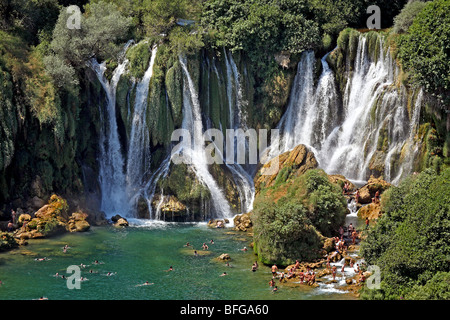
[253,167,347,266]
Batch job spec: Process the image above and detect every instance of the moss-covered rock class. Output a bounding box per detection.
[252,146,347,265]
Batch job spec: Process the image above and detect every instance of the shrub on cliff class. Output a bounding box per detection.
[253,168,347,265]
[396,0,450,106]
[360,168,450,300]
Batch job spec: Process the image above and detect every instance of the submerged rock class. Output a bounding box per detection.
[112,215,129,227]
[217,253,231,261]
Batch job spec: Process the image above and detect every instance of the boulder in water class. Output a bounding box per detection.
[357,176,391,204]
[217,253,231,261]
[67,211,90,232]
[112,215,129,227]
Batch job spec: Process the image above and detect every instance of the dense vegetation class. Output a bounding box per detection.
[360,168,450,299]
[253,169,347,265]
[396,0,450,106]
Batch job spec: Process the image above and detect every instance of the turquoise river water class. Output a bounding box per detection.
[0,220,358,300]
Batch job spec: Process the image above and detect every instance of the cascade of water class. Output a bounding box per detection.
[275,51,316,155]
[126,46,158,194]
[270,34,423,184]
[89,41,134,217]
[220,50,255,213]
[178,55,232,218]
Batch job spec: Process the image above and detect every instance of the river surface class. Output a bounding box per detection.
[0,220,359,300]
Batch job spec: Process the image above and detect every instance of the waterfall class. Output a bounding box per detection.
[272,34,423,184]
[221,50,255,213]
[126,46,158,194]
[178,55,233,218]
[89,41,134,217]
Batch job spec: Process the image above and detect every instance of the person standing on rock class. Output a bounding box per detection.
[347,223,354,238]
[11,210,17,224]
[271,264,278,277]
[352,230,358,245]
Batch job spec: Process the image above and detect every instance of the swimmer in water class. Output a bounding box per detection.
[136,281,154,287]
[220,272,228,277]
[165,266,173,272]
[35,257,50,261]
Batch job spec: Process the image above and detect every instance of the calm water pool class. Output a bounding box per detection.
[0,220,356,300]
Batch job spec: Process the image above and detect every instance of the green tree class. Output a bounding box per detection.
[360,168,450,299]
[43,1,132,90]
[396,0,450,106]
[393,0,427,33]
[253,169,347,265]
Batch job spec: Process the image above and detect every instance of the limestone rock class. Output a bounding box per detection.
[207,219,227,228]
[254,144,318,195]
[114,217,129,227]
[18,214,32,225]
[217,253,231,261]
[67,211,91,232]
[357,202,382,220]
[328,175,356,191]
[233,212,253,232]
[357,176,391,204]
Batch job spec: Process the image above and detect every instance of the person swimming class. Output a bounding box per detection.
[136,281,154,287]
[35,257,50,261]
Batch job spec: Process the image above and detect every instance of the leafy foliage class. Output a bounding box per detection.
[396,0,450,105]
[253,169,347,265]
[360,168,450,299]
[44,1,132,90]
[392,0,427,33]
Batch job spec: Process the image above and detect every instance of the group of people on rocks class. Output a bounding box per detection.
[342,181,381,205]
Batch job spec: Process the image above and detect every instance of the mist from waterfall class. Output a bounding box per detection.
[273,34,424,184]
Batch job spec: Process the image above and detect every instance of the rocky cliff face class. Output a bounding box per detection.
[0,29,447,222]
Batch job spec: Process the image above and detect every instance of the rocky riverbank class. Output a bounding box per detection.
[0,194,108,252]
